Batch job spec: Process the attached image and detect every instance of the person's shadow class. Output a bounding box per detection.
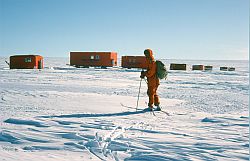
[39,109,148,118]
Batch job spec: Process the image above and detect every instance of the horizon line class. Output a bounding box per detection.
[0,56,248,61]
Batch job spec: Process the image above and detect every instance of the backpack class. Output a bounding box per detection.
[156,60,168,79]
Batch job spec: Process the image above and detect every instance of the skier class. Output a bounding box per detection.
[140,49,161,111]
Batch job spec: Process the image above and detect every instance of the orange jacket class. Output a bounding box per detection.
[144,49,160,87]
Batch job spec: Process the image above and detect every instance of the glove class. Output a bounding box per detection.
[140,71,146,78]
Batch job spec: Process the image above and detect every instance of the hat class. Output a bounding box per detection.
[144,49,154,60]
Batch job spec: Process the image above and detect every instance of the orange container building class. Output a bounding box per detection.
[121,56,147,69]
[70,52,117,68]
[10,55,43,69]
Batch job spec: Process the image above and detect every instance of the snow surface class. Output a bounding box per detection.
[0,57,249,161]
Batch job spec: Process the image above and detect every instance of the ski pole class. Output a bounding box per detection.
[136,78,143,111]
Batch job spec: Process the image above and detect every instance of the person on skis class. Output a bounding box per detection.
[140,49,161,111]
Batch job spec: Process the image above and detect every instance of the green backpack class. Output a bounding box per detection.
[156,60,168,79]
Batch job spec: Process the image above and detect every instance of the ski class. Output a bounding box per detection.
[151,108,156,116]
[121,103,155,116]
[121,103,170,116]
[159,110,170,116]
[153,108,170,116]
[120,103,144,110]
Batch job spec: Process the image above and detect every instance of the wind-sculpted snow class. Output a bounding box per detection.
[201,117,223,123]
[0,57,248,161]
[4,118,49,127]
[0,131,22,144]
[1,113,249,160]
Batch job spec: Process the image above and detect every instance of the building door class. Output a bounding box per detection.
[38,60,43,69]
[111,59,115,66]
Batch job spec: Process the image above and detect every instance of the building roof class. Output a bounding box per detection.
[10,55,43,57]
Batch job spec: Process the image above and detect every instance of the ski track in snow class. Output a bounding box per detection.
[0,58,249,161]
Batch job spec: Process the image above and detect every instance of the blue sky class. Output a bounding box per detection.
[0,0,249,60]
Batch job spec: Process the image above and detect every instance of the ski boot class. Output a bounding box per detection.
[155,105,162,111]
[145,106,153,111]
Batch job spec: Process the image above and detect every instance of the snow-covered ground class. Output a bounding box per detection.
[0,57,249,161]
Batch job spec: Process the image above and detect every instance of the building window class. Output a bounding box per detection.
[24,57,32,63]
[95,55,100,60]
[90,56,95,60]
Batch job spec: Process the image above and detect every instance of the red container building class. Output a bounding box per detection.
[70,52,117,68]
[121,56,147,69]
[10,55,43,69]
